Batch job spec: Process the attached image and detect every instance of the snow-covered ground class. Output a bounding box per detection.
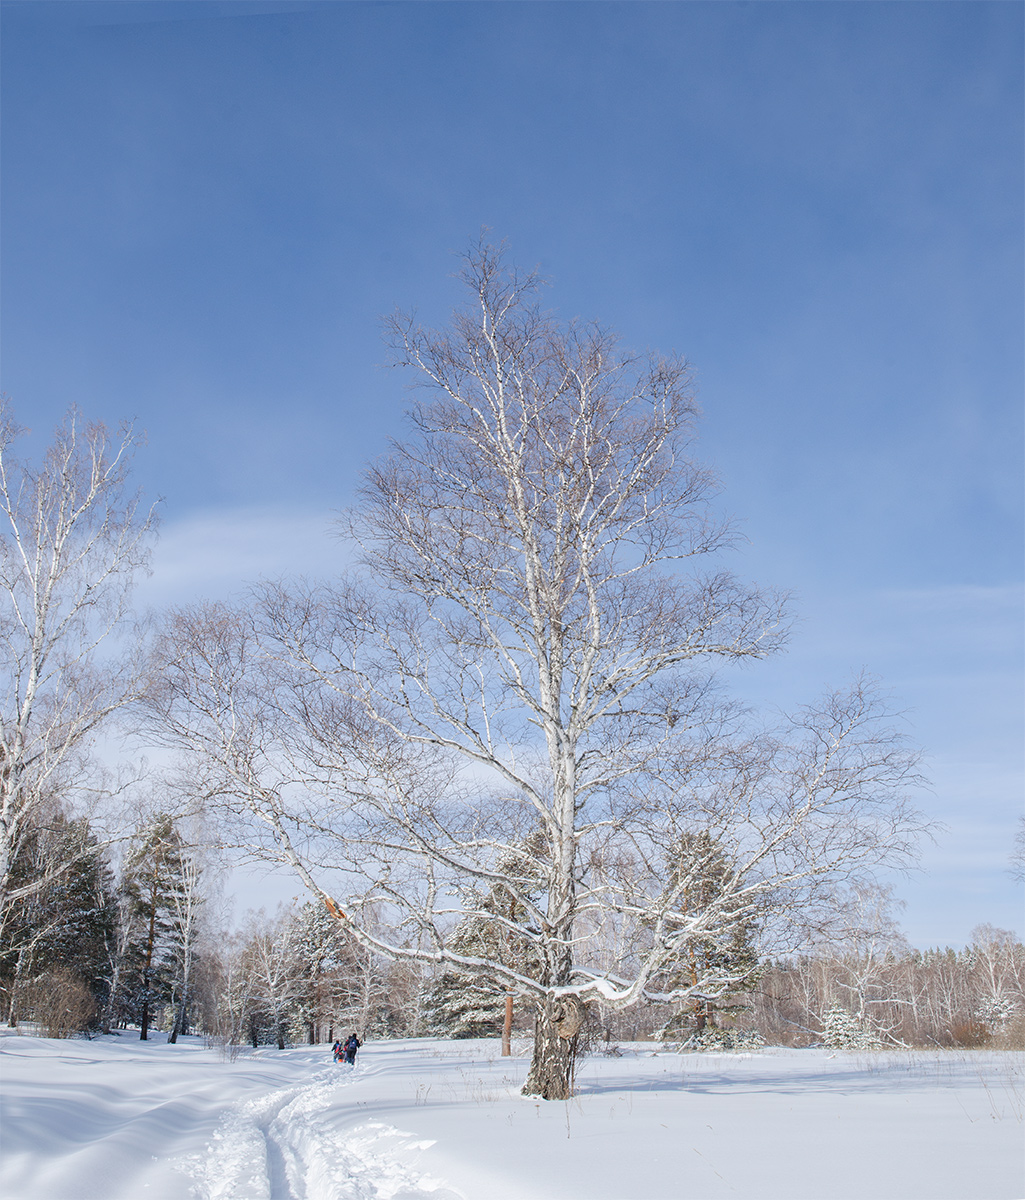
[1,1031,1021,1200]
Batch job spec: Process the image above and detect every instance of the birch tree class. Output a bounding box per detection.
[239,908,305,1049]
[149,241,926,1099]
[166,843,204,1043]
[0,404,155,950]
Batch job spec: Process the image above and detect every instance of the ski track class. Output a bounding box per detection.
[174,1066,462,1200]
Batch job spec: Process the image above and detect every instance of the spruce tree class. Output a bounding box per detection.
[119,815,189,1040]
[426,841,545,1038]
[425,920,507,1039]
[291,901,345,1043]
[654,832,760,1043]
[821,1004,883,1049]
[1,815,116,1029]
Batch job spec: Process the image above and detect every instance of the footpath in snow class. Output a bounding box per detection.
[1,1030,1022,1200]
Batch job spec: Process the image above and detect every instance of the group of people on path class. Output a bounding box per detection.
[332,1034,361,1065]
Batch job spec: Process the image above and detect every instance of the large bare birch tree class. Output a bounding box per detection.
[149,242,926,1098]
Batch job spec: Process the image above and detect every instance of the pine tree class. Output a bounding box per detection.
[119,815,190,1040]
[291,901,345,1043]
[654,832,760,1043]
[426,841,545,1038]
[0,814,117,1030]
[821,1004,883,1049]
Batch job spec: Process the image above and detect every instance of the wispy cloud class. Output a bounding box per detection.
[136,506,349,608]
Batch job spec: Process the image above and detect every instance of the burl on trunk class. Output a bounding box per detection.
[522,994,585,1100]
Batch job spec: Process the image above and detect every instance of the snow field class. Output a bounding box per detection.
[0,1033,448,1200]
[1,1031,1022,1200]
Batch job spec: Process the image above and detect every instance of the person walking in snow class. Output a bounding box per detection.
[343,1033,361,1065]
[331,1040,343,1063]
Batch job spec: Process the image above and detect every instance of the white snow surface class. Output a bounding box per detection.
[1,1031,1021,1200]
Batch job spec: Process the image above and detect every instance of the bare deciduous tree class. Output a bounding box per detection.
[166,842,205,1043]
[239,908,305,1050]
[0,404,155,950]
[149,242,927,1099]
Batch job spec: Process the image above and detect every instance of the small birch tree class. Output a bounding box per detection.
[0,404,155,950]
[166,843,205,1043]
[239,908,305,1049]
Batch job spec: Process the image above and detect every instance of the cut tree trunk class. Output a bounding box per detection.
[521,994,584,1100]
[502,994,513,1056]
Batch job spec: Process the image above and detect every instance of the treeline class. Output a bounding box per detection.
[1,811,209,1039]
[0,809,432,1046]
[748,928,1025,1050]
[587,928,1025,1051]
[4,811,1022,1052]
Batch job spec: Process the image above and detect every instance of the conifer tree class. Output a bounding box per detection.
[821,1004,883,1049]
[291,901,345,1043]
[120,815,189,1039]
[427,841,545,1038]
[654,832,760,1042]
[1,814,116,1029]
[425,923,505,1038]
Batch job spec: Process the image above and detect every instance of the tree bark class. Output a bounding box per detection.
[522,995,584,1100]
[167,984,187,1044]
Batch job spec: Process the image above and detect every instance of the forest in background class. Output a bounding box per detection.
[2,809,1022,1053]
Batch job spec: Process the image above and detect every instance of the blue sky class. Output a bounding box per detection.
[3,0,1021,945]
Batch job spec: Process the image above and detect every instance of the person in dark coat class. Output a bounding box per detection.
[343,1033,361,1064]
